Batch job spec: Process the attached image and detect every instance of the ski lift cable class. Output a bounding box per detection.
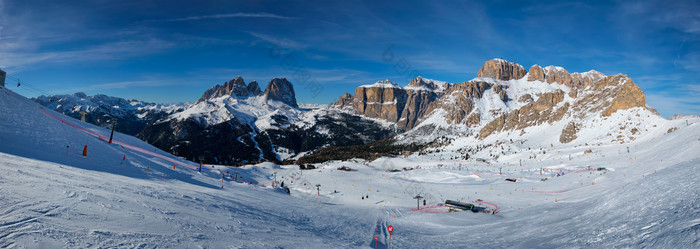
[6,74,50,95]
[5,74,52,96]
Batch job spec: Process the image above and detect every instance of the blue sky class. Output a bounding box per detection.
[0,0,698,117]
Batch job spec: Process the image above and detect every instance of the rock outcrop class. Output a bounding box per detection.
[264,78,298,108]
[571,74,647,117]
[247,81,263,96]
[477,59,526,81]
[560,121,579,143]
[398,77,442,129]
[527,65,606,89]
[338,77,447,130]
[493,85,508,102]
[352,80,407,123]
[527,65,545,81]
[333,93,353,107]
[479,89,567,138]
[544,66,574,86]
[570,70,605,88]
[424,81,491,126]
[598,75,646,117]
[199,76,263,101]
[518,94,533,103]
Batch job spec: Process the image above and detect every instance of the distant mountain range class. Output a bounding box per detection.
[32,93,183,135]
[34,58,667,165]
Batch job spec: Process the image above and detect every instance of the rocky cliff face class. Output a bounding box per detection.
[527,65,546,81]
[424,81,491,126]
[264,78,298,108]
[334,77,447,130]
[543,66,574,86]
[479,89,568,138]
[333,93,353,108]
[573,74,647,117]
[199,76,263,101]
[527,65,606,89]
[247,81,263,96]
[571,70,605,89]
[351,80,407,124]
[477,58,527,81]
[398,77,443,129]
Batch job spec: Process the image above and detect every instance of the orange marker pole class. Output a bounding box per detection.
[173,164,176,170]
[147,165,149,173]
[82,145,88,157]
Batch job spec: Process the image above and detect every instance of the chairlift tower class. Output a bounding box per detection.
[79,110,88,122]
[108,118,117,144]
[413,195,424,210]
[198,156,205,172]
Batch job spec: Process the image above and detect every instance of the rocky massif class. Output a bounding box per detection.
[334,77,446,130]
[198,76,262,101]
[332,58,655,147]
[136,77,395,165]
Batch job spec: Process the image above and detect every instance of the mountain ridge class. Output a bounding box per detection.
[32,58,667,164]
[332,58,656,142]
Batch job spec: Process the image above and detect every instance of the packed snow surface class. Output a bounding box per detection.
[1,86,699,248]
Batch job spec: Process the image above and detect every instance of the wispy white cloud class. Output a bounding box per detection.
[248,32,307,50]
[147,12,294,22]
[190,67,373,86]
[0,38,175,72]
[53,80,174,94]
[645,92,700,117]
[406,53,471,76]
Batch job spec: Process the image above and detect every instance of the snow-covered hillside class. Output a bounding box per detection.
[0,87,378,248]
[1,86,699,248]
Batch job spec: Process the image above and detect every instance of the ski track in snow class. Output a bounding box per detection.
[1,86,700,248]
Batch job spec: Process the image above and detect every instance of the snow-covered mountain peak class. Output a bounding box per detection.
[360,79,400,88]
[405,76,448,92]
[199,76,263,101]
[264,77,298,108]
[543,65,567,72]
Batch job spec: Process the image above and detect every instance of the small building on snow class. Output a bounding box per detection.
[0,69,6,88]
